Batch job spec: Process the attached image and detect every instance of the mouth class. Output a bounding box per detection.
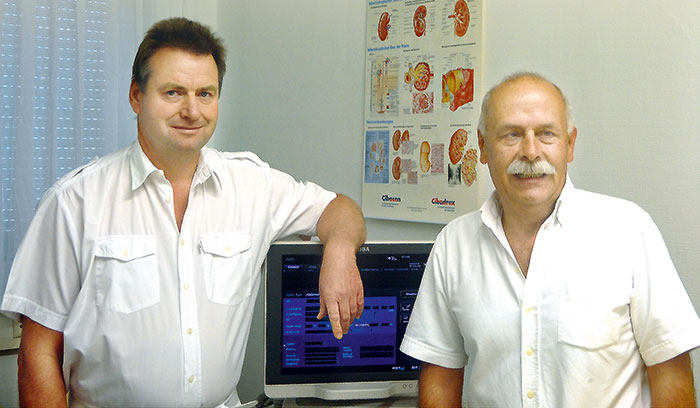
[514,173,547,179]
[171,125,203,133]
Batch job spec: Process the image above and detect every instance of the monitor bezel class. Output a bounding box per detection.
[263,240,433,400]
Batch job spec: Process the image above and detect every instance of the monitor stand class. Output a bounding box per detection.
[282,397,418,407]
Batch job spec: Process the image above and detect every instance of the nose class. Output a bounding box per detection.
[520,131,540,162]
[180,95,201,120]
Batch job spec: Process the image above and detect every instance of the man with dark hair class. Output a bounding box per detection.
[1,17,366,407]
[400,72,700,407]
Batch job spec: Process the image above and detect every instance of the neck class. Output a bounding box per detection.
[137,137,200,184]
[499,198,556,277]
[500,200,554,238]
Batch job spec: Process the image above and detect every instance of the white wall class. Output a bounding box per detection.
[213,1,443,401]
[1,1,699,406]
[213,0,700,403]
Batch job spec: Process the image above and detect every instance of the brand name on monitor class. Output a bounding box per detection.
[431,197,456,206]
[381,195,401,202]
[358,246,370,252]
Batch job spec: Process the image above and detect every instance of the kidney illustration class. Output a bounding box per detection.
[448,0,470,37]
[405,62,434,92]
[378,12,391,41]
[442,68,474,112]
[413,6,427,37]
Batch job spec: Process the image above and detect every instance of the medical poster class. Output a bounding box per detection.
[362,0,484,224]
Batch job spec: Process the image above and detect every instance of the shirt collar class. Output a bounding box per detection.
[129,141,222,191]
[480,174,575,230]
[195,147,223,190]
[129,142,160,190]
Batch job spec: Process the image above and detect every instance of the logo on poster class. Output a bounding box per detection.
[431,197,456,206]
[381,194,401,208]
[382,195,401,203]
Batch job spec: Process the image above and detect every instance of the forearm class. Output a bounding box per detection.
[316,194,366,251]
[18,316,67,408]
[418,362,464,408]
[647,352,696,407]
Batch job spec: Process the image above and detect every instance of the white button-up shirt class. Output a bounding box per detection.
[1,142,336,407]
[401,179,700,407]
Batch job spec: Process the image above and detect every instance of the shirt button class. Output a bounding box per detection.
[187,328,193,335]
[525,307,533,314]
[527,391,535,399]
[183,283,190,291]
[188,375,195,383]
[180,239,185,246]
[166,197,172,204]
[525,348,534,356]
[123,249,129,257]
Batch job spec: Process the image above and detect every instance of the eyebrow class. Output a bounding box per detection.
[160,82,218,95]
[497,122,561,131]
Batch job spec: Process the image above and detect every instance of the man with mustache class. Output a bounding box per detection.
[401,72,700,407]
[1,17,365,407]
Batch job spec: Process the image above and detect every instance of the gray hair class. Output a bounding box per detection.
[477,72,574,135]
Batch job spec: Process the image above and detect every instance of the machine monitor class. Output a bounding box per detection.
[264,241,433,402]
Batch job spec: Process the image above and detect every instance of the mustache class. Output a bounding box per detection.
[506,159,556,177]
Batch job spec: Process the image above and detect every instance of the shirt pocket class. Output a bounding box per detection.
[200,232,253,306]
[558,300,621,350]
[94,235,159,314]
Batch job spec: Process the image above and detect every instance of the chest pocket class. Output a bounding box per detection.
[200,232,253,306]
[558,300,623,350]
[95,235,159,314]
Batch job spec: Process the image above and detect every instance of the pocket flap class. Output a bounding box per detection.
[200,233,252,257]
[558,300,621,350]
[95,235,156,261]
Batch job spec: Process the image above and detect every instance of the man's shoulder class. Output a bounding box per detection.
[204,147,270,170]
[439,209,485,237]
[571,187,646,213]
[49,144,131,193]
[567,187,651,225]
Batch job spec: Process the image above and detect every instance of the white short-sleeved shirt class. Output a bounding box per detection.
[400,179,700,407]
[1,141,336,407]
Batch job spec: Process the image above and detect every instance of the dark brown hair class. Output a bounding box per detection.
[131,17,226,94]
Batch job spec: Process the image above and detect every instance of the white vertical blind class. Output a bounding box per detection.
[2,0,113,294]
[0,0,195,296]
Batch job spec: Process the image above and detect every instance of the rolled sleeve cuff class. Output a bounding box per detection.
[312,191,337,231]
[400,334,467,369]
[1,295,67,332]
[641,323,700,366]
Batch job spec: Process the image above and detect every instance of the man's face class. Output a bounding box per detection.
[478,78,576,214]
[129,47,219,165]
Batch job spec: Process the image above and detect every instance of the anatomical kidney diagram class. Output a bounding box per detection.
[413,5,427,37]
[378,12,391,41]
[392,129,410,152]
[448,128,477,187]
[405,62,433,92]
[442,68,474,112]
[405,62,435,114]
[448,0,470,37]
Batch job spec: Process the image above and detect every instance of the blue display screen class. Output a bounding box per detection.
[279,252,426,374]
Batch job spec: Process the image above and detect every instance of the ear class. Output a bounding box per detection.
[567,127,577,163]
[129,81,142,115]
[478,130,488,164]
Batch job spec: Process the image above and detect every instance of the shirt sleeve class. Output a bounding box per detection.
[630,210,700,366]
[265,168,336,241]
[400,231,468,369]
[1,187,81,331]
